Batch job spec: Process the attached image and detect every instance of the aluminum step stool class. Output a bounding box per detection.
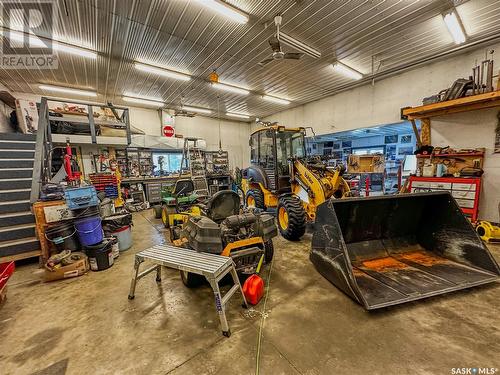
[128,244,248,337]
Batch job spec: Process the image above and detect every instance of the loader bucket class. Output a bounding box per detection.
[311,192,500,310]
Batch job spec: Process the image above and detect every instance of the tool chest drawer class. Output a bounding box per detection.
[453,182,475,191]
[411,181,431,188]
[407,176,481,222]
[455,199,475,209]
[451,190,476,200]
[429,182,452,190]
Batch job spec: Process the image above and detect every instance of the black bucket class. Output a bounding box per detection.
[84,239,114,271]
[311,192,500,310]
[45,222,80,251]
[73,205,100,219]
[102,213,133,234]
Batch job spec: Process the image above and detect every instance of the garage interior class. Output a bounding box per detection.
[0,1,499,374]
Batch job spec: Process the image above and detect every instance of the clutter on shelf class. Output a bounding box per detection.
[422,51,495,105]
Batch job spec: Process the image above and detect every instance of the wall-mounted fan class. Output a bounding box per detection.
[258,15,303,67]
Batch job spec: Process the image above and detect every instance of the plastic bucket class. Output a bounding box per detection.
[106,237,120,259]
[75,216,103,246]
[73,205,100,219]
[45,222,80,251]
[84,239,114,271]
[111,225,132,252]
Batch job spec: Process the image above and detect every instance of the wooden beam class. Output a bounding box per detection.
[410,119,422,148]
[421,118,431,146]
[403,90,500,120]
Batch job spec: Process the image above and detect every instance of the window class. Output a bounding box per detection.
[152,152,183,175]
[259,129,275,168]
[353,147,384,155]
[250,133,259,164]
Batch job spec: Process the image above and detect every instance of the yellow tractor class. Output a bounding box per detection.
[241,125,351,240]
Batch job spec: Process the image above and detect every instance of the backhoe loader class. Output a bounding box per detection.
[241,125,351,240]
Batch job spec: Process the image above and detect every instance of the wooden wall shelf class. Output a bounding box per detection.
[403,90,500,120]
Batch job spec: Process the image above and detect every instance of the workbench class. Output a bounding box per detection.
[121,176,177,203]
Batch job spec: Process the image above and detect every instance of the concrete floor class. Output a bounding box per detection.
[1,210,499,375]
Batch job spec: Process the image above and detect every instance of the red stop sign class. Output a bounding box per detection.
[163,125,175,137]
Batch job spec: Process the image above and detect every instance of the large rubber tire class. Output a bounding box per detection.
[161,205,176,228]
[153,205,162,219]
[180,270,204,288]
[276,195,306,241]
[264,240,274,263]
[245,189,265,209]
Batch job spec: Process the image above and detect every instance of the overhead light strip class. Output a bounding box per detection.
[2,29,97,59]
[262,95,291,105]
[39,84,97,97]
[226,112,250,119]
[442,10,466,44]
[195,0,249,24]
[122,94,164,107]
[211,82,250,95]
[279,32,321,59]
[134,63,191,81]
[182,105,212,114]
[332,61,363,80]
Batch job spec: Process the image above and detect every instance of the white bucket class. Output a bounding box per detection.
[111,225,132,252]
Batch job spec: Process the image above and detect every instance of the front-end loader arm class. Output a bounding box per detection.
[290,159,350,221]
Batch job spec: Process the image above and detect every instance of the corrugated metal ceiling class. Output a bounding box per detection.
[0,0,499,121]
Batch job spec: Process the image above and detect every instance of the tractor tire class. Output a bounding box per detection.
[245,189,265,209]
[277,195,306,241]
[161,205,176,228]
[180,270,204,288]
[264,240,274,263]
[179,243,205,287]
[153,205,162,219]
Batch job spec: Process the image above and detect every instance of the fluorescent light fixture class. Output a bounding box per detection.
[53,42,97,59]
[123,95,164,107]
[226,112,250,119]
[211,82,250,95]
[195,0,248,24]
[39,84,97,97]
[332,61,363,80]
[262,95,291,105]
[135,63,191,81]
[3,30,97,59]
[182,105,212,114]
[443,11,466,44]
[279,32,321,59]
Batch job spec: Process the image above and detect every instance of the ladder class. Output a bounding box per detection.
[179,137,205,177]
[128,244,248,337]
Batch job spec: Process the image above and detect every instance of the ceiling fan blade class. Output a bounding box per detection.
[258,58,274,67]
[268,36,281,53]
[284,52,303,60]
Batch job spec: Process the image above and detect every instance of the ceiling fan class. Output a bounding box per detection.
[174,109,195,117]
[258,15,303,67]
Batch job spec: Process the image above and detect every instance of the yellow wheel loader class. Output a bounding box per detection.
[241,125,351,240]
